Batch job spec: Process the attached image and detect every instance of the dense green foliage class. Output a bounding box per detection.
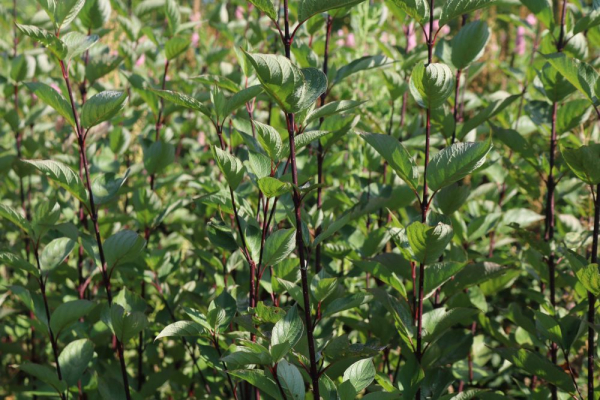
[1,0,599,399]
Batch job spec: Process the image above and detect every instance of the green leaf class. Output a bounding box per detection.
[165,36,190,60]
[104,230,146,269]
[342,358,376,393]
[281,130,332,158]
[535,311,562,344]
[560,143,600,185]
[311,270,338,302]
[360,132,419,193]
[92,170,130,206]
[0,203,32,232]
[538,62,577,103]
[575,264,600,296]
[440,0,495,26]
[79,0,112,30]
[165,0,181,34]
[458,95,519,138]
[573,9,600,34]
[58,339,94,387]
[223,85,263,119]
[544,53,599,106]
[229,370,282,399]
[16,24,68,59]
[0,252,39,277]
[334,55,394,85]
[444,262,513,295]
[263,229,296,267]
[54,0,85,29]
[254,121,283,160]
[86,54,122,83]
[422,307,478,341]
[305,100,364,125]
[20,362,67,395]
[81,91,128,129]
[451,21,490,70]
[495,348,575,392]
[221,342,272,366]
[439,390,488,400]
[193,74,241,92]
[40,237,76,273]
[144,141,175,176]
[109,304,148,343]
[434,183,470,215]
[323,292,372,317]
[386,0,429,24]
[565,250,600,296]
[10,55,34,83]
[23,160,88,204]
[244,52,327,113]
[24,82,76,127]
[212,146,245,190]
[406,221,454,264]
[257,177,293,198]
[423,261,466,299]
[271,304,303,359]
[277,359,306,399]
[151,89,212,117]
[556,99,592,134]
[427,137,492,191]
[297,0,366,23]
[50,300,96,336]
[155,320,207,340]
[520,0,553,28]
[61,32,99,62]
[409,62,454,109]
[247,0,278,21]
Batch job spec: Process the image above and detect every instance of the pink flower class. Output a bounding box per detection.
[346,33,356,48]
[235,6,244,20]
[526,13,537,26]
[191,32,199,48]
[515,26,526,55]
[190,12,200,22]
[135,54,146,67]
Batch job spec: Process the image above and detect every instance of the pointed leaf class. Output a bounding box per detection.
[40,237,76,273]
[58,339,94,387]
[24,82,75,127]
[81,91,128,129]
[50,300,96,335]
[16,24,67,59]
[427,137,492,191]
[104,230,146,269]
[23,160,88,203]
[360,132,419,193]
[406,221,454,264]
[409,62,454,109]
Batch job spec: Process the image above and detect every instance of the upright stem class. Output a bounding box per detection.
[211,334,239,399]
[33,248,66,400]
[315,14,334,273]
[451,69,462,144]
[137,56,170,392]
[58,60,132,400]
[546,5,567,396]
[282,2,320,397]
[416,2,435,398]
[149,59,170,190]
[589,184,599,398]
